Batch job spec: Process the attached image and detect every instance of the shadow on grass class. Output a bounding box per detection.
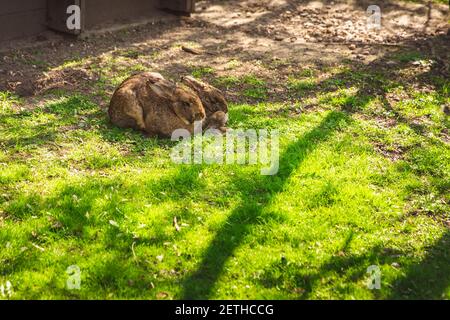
[181,110,352,299]
[178,44,449,295]
[389,230,450,299]
[257,230,450,299]
[1,2,448,298]
[257,242,388,299]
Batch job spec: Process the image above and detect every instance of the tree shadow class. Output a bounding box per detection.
[256,228,450,299]
[181,110,352,299]
[257,242,390,299]
[177,31,448,299]
[1,0,448,299]
[389,230,450,299]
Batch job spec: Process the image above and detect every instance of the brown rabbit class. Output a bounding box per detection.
[108,72,206,138]
[203,111,228,133]
[181,76,229,131]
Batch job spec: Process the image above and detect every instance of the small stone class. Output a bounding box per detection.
[349,44,356,50]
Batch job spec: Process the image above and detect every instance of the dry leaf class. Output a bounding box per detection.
[173,216,181,232]
[181,46,201,55]
[31,243,45,252]
[109,220,119,227]
[156,291,169,299]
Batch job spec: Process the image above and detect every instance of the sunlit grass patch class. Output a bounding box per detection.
[0,91,22,113]
[287,77,316,93]
[241,75,268,100]
[214,75,241,88]
[0,51,449,300]
[189,66,214,79]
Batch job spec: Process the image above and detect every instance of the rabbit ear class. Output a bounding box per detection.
[147,72,164,80]
[149,80,176,99]
[181,76,206,91]
[183,76,224,95]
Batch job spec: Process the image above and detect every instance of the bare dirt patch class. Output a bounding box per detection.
[0,0,448,108]
[36,67,99,95]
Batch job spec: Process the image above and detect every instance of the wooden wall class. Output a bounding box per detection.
[0,0,195,42]
[84,0,161,29]
[0,0,47,42]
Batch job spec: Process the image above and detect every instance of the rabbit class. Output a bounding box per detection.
[202,111,228,133]
[180,76,229,132]
[108,72,206,138]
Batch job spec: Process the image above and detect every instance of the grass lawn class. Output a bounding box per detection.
[0,32,449,300]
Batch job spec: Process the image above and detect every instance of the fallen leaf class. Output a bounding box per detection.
[109,220,119,227]
[181,46,201,55]
[156,291,169,299]
[173,216,181,232]
[293,288,306,294]
[31,243,45,252]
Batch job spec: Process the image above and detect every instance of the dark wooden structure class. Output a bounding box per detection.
[0,0,195,42]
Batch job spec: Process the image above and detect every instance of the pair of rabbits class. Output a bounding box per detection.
[108,72,228,137]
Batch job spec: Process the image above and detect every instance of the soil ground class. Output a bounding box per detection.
[0,0,449,300]
[0,0,448,103]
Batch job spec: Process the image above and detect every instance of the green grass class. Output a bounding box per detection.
[191,67,215,79]
[241,75,268,100]
[214,75,269,100]
[393,52,425,63]
[214,76,241,88]
[0,52,449,300]
[288,77,316,93]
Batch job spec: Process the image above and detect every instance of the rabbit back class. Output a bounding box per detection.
[108,72,164,131]
[109,72,206,138]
